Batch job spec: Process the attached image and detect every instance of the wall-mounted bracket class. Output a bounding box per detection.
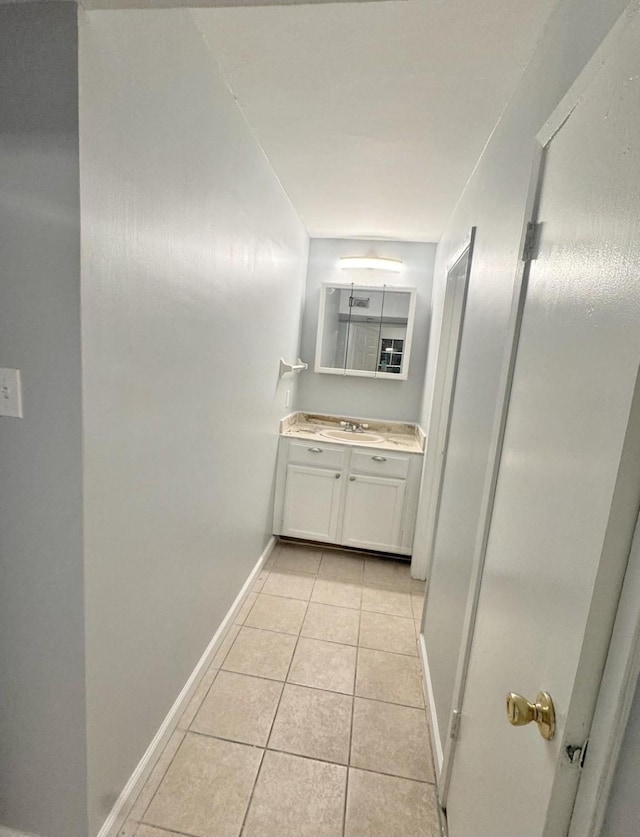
[279,358,308,378]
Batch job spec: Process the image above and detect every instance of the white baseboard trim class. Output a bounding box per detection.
[419,632,444,772]
[97,536,277,837]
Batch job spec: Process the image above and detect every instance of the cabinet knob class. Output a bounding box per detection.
[349,476,356,481]
[335,473,341,479]
[308,447,323,453]
[372,455,387,462]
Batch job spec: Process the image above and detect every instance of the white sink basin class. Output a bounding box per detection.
[319,428,385,444]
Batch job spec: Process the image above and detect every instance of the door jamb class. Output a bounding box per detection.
[411,228,476,585]
[437,145,546,808]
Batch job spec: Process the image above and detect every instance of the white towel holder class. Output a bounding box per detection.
[279,358,308,378]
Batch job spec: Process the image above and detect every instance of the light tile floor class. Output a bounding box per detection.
[121,541,442,837]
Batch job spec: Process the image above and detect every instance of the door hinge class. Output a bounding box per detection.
[522,221,540,262]
[450,709,462,739]
[566,738,589,769]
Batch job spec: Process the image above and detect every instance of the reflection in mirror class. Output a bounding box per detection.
[377,290,411,375]
[315,284,417,379]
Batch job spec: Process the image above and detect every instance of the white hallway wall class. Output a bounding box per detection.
[416,0,633,808]
[79,9,308,833]
[0,5,87,837]
[298,238,435,422]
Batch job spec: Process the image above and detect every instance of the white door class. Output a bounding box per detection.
[282,465,342,543]
[342,474,406,552]
[446,10,640,837]
[347,322,380,372]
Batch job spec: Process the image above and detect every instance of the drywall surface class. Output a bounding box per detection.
[297,238,435,422]
[417,0,629,760]
[0,5,88,837]
[79,10,308,833]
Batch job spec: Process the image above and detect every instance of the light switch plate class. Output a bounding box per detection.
[0,368,23,418]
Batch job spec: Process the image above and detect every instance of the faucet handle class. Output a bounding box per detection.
[362,424,369,430]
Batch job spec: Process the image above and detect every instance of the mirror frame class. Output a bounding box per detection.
[314,282,418,380]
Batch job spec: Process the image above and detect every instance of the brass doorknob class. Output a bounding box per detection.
[506,691,556,740]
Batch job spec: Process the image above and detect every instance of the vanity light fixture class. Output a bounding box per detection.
[337,255,403,273]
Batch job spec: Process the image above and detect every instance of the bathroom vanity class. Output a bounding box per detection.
[273,413,425,556]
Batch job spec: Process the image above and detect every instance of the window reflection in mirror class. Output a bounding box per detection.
[315,284,417,380]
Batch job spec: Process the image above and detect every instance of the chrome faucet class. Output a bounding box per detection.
[340,420,369,433]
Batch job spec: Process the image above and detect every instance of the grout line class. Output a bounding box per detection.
[347,763,436,786]
[220,629,425,709]
[237,585,313,836]
[130,552,430,836]
[181,730,435,787]
[137,819,201,837]
[343,602,362,835]
[238,747,267,837]
[133,732,187,828]
[236,576,292,836]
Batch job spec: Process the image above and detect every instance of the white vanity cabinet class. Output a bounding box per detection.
[280,443,345,543]
[274,438,422,555]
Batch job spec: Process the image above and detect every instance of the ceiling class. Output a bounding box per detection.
[193,0,558,242]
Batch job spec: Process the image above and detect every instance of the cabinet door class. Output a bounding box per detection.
[342,474,406,552]
[281,465,342,543]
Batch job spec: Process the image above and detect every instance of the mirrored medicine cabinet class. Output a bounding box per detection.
[315,283,417,380]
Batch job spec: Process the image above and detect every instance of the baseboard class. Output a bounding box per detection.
[419,632,444,772]
[0,828,40,837]
[97,536,276,837]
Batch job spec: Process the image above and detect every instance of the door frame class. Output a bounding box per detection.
[439,1,640,822]
[411,227,476,585]
[437,147,545,807]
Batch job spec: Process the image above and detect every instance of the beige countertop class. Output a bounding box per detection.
[280,412,425,454]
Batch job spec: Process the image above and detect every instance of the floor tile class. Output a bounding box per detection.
[311,577,362,609]
[177,665,219,730]
[345,768,440,837]
[222,626,296,681]
[301,601,360,645]
[359,610,417,656]
[127,730,185,823]
[262,569,316,600]
[275,544,323,574]
[364,557,411,589]
[243,751,346,837]
[191,670,283,746]
[361,584,412,618]
[268,683,352,764]
[411,591,425,621]
[235,591,258,625]
[144,733,262,837]
[245,593,307,635]
[356,648,424,708]
[136,825,191,837]
[351,698,435,782]
[318,551,365,581]
[288,636,357,694]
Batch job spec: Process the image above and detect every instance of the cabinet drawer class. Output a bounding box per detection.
[350,450,411,479]
[287,440,345,470]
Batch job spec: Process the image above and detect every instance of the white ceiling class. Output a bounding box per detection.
[193,0,558,242]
